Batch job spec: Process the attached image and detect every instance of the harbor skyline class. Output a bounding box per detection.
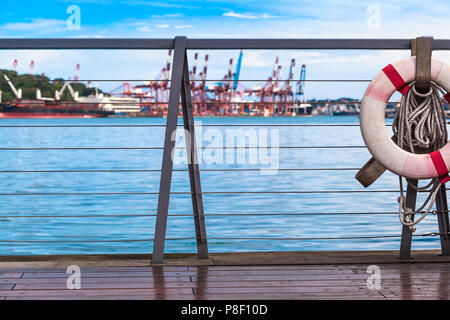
[0,0,449,100]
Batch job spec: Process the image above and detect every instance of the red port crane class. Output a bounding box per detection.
[29,60,35,75]
[74,64,80,83]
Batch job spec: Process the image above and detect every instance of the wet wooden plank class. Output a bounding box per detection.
[0,284,13,290]
[188,265,368,271]
[1,261,450,300]
[14,281,195,290]
[13,279,367,290]
[0,273,22,279]
[191,292,385,300]
[5,295,194,300]
[379,290,450,299]
[22,271,188,278]
[0,266,187,273]
[192,279,366,288]
[0,288,193,297]
[188,269,357,276]
[193,286,378,294]
[0,276,191,285]
[351,263,450,272]
[191,274,370,282]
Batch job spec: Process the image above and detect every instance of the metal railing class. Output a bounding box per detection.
[1,37,450,263]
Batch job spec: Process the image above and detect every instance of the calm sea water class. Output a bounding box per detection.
[0,116,442,255]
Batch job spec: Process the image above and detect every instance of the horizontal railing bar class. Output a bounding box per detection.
[0,211,418,218]
[0,38,174,49]
[0,38,449,50]
[207,233,440,240]
[0,146,366,150]
[0,214,158,218]
[0,124,380,128]
[0,124,362,127]
[0,169,163,173]
[0,238,192,243]
[0,125,166,128]
[203,211,433,216]
[200,167,362,171]
[0,168,361,173]
[0,147,164,150]
[0,79,373,82]
[0,101,402,105]
[0,233,440,243]
[199,124,364,127]
[196,190,405,194]
[204,79,373,82]
[0,190,407,195]
[186,38,414,50]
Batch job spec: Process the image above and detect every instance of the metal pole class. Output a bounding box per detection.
[399,179,418,259]
[152,36,186,264]
[399,39,420,260]
[435,187,450,255]
[180,51,209,259]
[399,37,450,258]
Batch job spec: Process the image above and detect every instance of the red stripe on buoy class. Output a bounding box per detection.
[382,64,411,95]
[444,93,450,104]
[429,150,450,184]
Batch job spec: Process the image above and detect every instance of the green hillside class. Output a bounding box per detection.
[0,69,102,101]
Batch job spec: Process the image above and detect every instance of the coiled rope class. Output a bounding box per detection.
[392,81,448,231]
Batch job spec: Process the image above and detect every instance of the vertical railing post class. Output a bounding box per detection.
[152,37,187,264]
[399,179,418,259]
[152,36,208,264]
[180,52,209,259]
[399,37,450,258]
[435,187,450,255]
[399,39,419,259]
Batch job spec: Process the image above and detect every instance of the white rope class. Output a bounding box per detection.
[392,81,448,231]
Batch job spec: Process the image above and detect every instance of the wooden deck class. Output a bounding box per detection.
[1,250,450,300]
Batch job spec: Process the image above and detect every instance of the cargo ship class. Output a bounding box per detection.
[0,100,114,118]
[0,74,114,119]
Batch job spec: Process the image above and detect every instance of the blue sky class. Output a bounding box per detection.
[0,0,449,99]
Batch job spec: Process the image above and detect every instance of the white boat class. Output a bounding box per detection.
[78,94,141,114]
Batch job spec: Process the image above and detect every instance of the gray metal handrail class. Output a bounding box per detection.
[1,38,450,50]
[1,36,450,263]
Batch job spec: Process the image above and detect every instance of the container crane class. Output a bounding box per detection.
[295,64,306,102]
[232,50,243,92]
[166,50,172,81]
[287,59,295,96]
[29,60,35,75]
[191,53,199,114]
[198,54,208,115]
[282,58,295,115]
[232,50,243,113]
[74,64,80,83]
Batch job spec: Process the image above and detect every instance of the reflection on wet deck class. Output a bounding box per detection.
[1,261,450,299]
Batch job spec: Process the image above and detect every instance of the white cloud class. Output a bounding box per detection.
[156,24,170,29]
[223,11,274,19]
[243,51,268,67]
[137,26,153,33]
[1,19,67,33]
[151,13,184,18]
[124,1,198,9]
[174,25,192,29]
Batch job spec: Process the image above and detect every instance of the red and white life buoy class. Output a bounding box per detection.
[360,57,450,183]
